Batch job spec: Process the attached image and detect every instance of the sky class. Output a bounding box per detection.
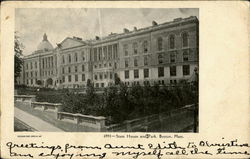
[15,8,198,55]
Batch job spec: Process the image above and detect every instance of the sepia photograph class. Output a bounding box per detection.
[14,8,199,132]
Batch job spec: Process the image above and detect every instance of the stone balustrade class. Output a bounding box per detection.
[31,102,62,113]
[14,95,36,107]
[57,112,106,131]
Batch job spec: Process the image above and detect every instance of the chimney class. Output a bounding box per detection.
[152,21,158,26]
[123,28,129,33]
[134,27,137,31]
[95,36,100,40]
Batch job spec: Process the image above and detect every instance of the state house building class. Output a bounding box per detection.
[17,16,199,89]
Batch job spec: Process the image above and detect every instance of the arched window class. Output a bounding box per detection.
[169,34,175,49]
[182,32,188,47]
[157,37,163,51]
[143,41,148,53]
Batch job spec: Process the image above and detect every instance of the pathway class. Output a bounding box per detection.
[15,107,63,132]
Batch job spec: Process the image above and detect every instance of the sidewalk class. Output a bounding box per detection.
[15,107,63,132]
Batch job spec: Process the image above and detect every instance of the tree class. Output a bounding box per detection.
[14,32,24,83]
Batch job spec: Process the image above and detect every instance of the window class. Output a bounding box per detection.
[35,71,37,77]
[94,48,98,61]
[99,74,103,80]
[75,53,78,62]
[62,55,65,64]
[101,83,104,87]
[108,45,112,59]
[51,57,53,67]
[68,75,71,82]
[125,70,129,79]
[183,65,190,75]
[68,54,71,63]
[170,52,176,63]
[99,64,102,68]
[82,74,85,81]
[170,66,176,76]
[26,63,28,69]
[125,59,129,68]
[109,63,112,67]
[75,74,78,82]
[158,67,164,77]
[134,69,139,78]
[96,83,99,88]
[134,58,138,67]
[31,71,33,77]
[158,54,163,64]
[62,76,65,83]
[26,72,28,78]
[169,34,175,49]
[157,37,163,51]
[98,47,102,60]
[31,62,33,69]
[144,56,148,66]
[104,74,107,79]
[124,44,128,56]
[75,66,78,72]
[94,75,98,80]
[110,73,113,79]
[103,46,107,59]
[144,69,149,78]
[183,50,189,61]
[68,66,71,73]
[82,65,85,72]
[182,32,189,47]
[82,51,85,61]
[113,44,118,59]
[143,41,148,53]
[35,62,37,69]
[62,67,65,74]
[133,42,138,55]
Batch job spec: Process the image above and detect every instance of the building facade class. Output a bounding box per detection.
[18,16,199,88]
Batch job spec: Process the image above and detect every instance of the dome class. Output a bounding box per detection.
[37,33,53,51]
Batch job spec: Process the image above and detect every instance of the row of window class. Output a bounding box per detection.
[62,65,85,74]
[93,44,118,62]
[123,40,149,56]
[124,50,190,68]
[25,71,38,78]
[42,56,55,69]
[94,72,114,81]
[62,51,86,64]
[94,62,117,69]
[123,32,189,56]
[27,79,37,85]
[123,80,178,86]
[62,74,86,83]
[157,32,189,51]
[124,65,190,79]
[26,61,38,70]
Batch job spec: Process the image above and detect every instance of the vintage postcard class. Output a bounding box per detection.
[1,1,249,159]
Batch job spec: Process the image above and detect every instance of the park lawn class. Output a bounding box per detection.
[15,103,99,132]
